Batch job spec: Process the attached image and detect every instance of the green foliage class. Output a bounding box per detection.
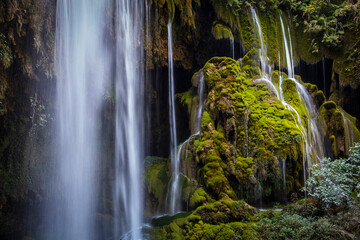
[283,0,360,49]
[305,143,360,207]
[256,212,342,240]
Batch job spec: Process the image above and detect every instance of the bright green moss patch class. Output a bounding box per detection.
[211,22,234,40]
[144,158,170,206]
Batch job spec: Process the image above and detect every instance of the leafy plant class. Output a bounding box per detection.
[305,142,360,207]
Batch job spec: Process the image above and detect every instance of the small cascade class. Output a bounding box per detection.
[250,8,272,79]
[250,9,325,199]
[194,73,205,134]
[258,179,263,209]
[278,14,325,195]
[280,15,325,162]
[169,71,205,215]
[340,109,356,155]
[230,37,235,59]
[281,158,286,190]
[322,57,327,97]
[168,19,180,215]
[250,8,279,98]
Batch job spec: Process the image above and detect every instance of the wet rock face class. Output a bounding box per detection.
[0,0,56,238]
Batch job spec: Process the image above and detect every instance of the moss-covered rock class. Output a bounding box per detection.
[149,197,258,240]
[318,101,360,158]
[179,56,313,206]
[211,22,234,40]
[144,156,171,215]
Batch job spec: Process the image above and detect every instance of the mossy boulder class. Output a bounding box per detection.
[149,197,258,240]
[179,56,312,206]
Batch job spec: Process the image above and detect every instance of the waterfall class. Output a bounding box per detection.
[278,14,325,195]
[281,158,286,190]
[279,14,324,163]
[114,1,144,239]
[195,73,205,134]
[230,37,235,59]
[48,1,145,239]
[322,57,326,97]
[49,1,109,239]
[251,8,279,98]
[250,8,325,198]
[340,109,356,156]
[251,8,271,79]
[168,19,180,215]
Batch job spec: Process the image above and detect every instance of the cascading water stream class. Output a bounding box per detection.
[250,8,272,78]
[250,8,325,198]
[230,37,235,59]
[168,19,180,215]
[47,1,145,239]
[48,1,109,239]
[340,109,356,156]
[278,14,325,195]
[195,73,205,134]
[250,8,279,99]
[114,1,145,239]
[280,15,324,162]
[322,57,326,97]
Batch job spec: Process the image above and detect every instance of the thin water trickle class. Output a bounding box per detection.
[230,37,235,59]
[251,7,271,79]
[322,57,326,97]
[168,19,180,215]
[281,158,286,190]
[195,73,205,134]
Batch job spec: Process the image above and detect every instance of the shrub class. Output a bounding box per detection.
[305,143,360,207]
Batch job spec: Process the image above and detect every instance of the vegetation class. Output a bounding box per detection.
[305,143,360,207]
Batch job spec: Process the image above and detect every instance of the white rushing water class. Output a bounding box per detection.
[114,1,145,239]
[195,73,205,134]
[168,19,180,215]
[251,8,271,79]
[49,1,145,239]
[340,109,356,156]
[279,14,324,164]
[250,8,325,198]
[278,14,325,194]
[50,1,109,239]
[230,37,235,59]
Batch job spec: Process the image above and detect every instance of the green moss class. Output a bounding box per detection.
[189,187,213,208]
[152,212,192,227]
[144,160,170,206]
[201,111,213,131]
[211,22,234,40]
